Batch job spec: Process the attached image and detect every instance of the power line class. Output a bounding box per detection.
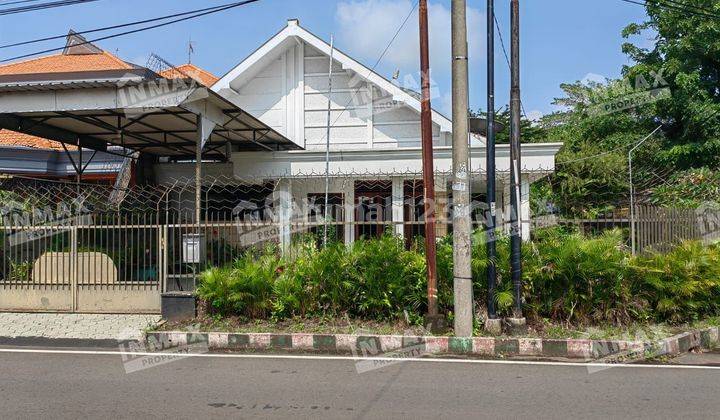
[619,0,720,20]
[0,1,244,50]
[0,0,100,16]
[493,12,528,119]
[660,0,719,15]
[1,0,261,63]
[327,0,419,130]
[650,0,720,18]
[0,0,47,6]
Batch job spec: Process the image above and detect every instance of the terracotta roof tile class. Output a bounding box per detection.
[0,129,66,150]
[159,63,219,87]
[0,51,133,76]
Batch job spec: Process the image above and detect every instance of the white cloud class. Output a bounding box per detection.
[439,91,452,116]
[526,109,543,122]
[335,0,484,91]
[581,72,608,85]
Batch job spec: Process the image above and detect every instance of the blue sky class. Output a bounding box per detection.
[0,0,651,118]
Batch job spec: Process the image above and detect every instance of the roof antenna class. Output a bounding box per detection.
[392,69,400,80]
[187,37,195,64]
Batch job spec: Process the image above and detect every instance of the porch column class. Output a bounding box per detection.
[344,180,355,246]
[435,177,449,237]
[521,174,531,241]
[275,179,293,254]
[195,113,215,223]
[195,115,203,224]
[502,178,511,235]
[392,177,405,239]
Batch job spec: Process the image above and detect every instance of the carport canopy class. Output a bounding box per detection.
[0,76,300,160]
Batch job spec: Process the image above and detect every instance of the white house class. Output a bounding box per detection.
[159,19,560,245]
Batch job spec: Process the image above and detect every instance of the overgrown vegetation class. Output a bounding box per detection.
[197,230,720,328]
[475,2,720,215]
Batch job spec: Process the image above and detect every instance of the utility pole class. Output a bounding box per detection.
[451,0,474,337]
[484,0,501,335]
[508,0,526,333]
[419,0,442,331]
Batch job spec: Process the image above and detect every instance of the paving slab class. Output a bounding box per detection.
[0,312,160,343]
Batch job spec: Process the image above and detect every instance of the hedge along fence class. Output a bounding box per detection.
[196,229,720,327]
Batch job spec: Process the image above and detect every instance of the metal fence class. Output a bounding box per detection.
[532,205,720,253]
[1,174,718,313]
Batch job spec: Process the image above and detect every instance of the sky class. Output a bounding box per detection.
[0,0,652,118]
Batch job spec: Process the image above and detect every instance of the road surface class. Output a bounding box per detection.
[0,348,717,419]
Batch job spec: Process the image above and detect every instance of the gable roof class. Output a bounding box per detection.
[159,63,219,87]
[213,19,453,134]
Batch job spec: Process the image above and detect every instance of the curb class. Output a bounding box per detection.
[144,326,720,360]
[0,336,121,349]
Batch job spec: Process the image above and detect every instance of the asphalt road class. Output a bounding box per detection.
[0,349,718,419]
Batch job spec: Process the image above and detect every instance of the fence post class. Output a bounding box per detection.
[70,225,78,312]
[630,203,637,255]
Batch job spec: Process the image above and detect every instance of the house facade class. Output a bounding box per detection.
[154,20,561,244]
[0,21,560,314]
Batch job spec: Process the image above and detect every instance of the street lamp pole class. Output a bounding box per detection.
[628,125,662,255]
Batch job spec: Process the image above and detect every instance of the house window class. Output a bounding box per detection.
[404,180,426,244]
[307,193,344,244]
[355,180,392,239]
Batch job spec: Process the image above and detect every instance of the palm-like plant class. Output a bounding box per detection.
[631,241,720,323]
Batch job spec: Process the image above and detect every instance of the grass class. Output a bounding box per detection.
[155,315,429,336]
[152,314,718,342]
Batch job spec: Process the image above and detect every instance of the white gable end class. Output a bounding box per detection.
[214,19,457,151]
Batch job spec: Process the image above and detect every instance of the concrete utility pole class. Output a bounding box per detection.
[484,0,501,335]
[451,0,474,337]
[508,0,526,333]
[419,0,442,330]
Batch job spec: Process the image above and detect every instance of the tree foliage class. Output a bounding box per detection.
[534,1,720,215]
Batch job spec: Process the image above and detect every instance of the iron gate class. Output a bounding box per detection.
[0,212,162,313]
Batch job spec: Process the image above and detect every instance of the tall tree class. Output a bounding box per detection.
[622,0,720,169]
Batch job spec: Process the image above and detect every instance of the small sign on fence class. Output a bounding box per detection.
[182,234,205,264]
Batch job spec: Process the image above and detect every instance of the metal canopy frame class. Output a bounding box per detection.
[0,78,300,161]
[0,76,301,225]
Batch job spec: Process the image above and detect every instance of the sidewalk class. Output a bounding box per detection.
[0,312,160,346]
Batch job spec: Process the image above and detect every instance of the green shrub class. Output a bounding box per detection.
[196,247,280,318]
[197,228,720,327]
[631,241,720,323]
[526,229,644,325]
[347,234,426,319]
[273,239,353,319]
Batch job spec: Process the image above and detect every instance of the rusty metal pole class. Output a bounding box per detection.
[419,0,441,329]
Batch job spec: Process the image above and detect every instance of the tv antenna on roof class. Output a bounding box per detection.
[146,53,191,78]
[188,37,195,64]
